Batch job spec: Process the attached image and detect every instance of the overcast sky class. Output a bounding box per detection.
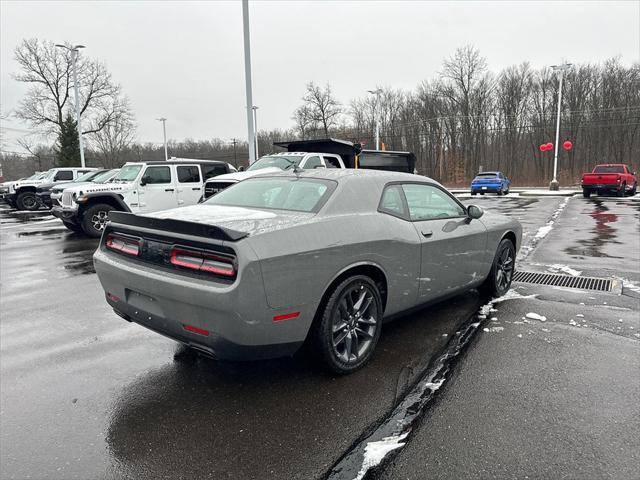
[1,0,639,152]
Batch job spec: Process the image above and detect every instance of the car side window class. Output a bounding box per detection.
[323,155,341,168]
[379,185,407,218]
[55,170,73,181]
[177,165,201,183]
[202,164,229,179]
[143,166,171,184]
[402,184,465,221]
[303,156,322,169]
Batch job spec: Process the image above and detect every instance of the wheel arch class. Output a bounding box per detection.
[308,262,388,335]
[500,230,517,251]
[78,194,129,217]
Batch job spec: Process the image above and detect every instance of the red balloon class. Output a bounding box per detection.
[563,140,573,150]
[546,142,554,151]
[539,144,546,152]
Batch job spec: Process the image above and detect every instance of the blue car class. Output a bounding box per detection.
[471,171,511,195]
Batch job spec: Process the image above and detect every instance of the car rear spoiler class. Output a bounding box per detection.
[108,211,249,242]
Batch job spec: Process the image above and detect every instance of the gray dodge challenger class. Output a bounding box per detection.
[94,169,521,374]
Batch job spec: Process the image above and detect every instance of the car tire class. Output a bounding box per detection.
[504,189,509,195]
[617,183,626,197]
[582,189,591,198]
[630,183,637,196]
[480,238,516,298]
[311,275,383,375]
[480,192,485,195]
[497,189,504,196]
[16,191,39,211]
[81,203,115,238]
[62,221,83,233]
[471,191,477,196]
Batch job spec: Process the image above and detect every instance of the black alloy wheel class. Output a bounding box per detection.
[312,275,383,374]
[480,238,516,298]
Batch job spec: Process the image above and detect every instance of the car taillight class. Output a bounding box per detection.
[105,233,141,256]
[170,247,235,277]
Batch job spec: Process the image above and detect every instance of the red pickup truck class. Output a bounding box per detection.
[581,164,637,198]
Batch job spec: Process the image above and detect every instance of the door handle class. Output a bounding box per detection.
[421,230,433,238]
[192,187,201,191]
[165,188,175,192]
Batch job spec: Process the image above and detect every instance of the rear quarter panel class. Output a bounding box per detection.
[246,213,422,318]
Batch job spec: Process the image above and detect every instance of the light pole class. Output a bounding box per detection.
[242,0,256,164]
[156,118,168,160]
[252,106,259,159]
[549,62,572,190]
[55,43,86,167]
[367,88,383,150]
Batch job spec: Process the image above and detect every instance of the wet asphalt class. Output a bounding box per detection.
[1,194,638,480]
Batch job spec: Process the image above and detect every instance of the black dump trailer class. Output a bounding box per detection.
[273,138,415,174]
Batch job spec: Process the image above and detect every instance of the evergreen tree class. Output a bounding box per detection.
[56,114,81,166]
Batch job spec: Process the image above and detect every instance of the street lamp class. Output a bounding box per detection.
[367,88,383,150]
[156,118,168,160]
[549,62,572,190]
[55,43,86,168]
[252,106,259,159]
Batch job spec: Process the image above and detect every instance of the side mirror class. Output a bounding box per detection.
[238,166,245,172]
[467,205,484,220]
[139,177,148,186]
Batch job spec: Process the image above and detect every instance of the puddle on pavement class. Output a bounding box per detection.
[564,199,622,259]
[17,228,68,237]
[61,242,99,275]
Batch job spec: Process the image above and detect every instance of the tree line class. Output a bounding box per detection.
[2,41,638,186]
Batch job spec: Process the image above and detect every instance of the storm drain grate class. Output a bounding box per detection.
[513,271,613,292]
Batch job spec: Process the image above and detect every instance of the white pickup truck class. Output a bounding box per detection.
[52,159,236,237]
[202,152,346,199]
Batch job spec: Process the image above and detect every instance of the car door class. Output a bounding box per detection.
[400,183,488,299]
[53,170,74,183]
[301,155,323,169]
[322,154,343,168]
[176,164,203,206]
[138,165,178,212]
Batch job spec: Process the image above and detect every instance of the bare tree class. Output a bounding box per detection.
[12,39,132,142]
[90,98,136,168]
[301,82,341,137]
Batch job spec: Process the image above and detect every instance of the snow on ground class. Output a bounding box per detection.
[616,277,640,294]
[525,312,547,322]
[520,197,571,259]
[547,264,582,276]
[355,432,410,480]
[483,326,504,333]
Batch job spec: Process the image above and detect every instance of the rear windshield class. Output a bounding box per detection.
[205,177,336,213]
[475,173,498,178]
[593,166,624,174]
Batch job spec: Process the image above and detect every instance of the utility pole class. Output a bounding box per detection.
[242,0,256,164]
[55,43,86,167]
[231,138,238,167]
[156,118,168,160]
[252,106,259,159]
[367,88,383,150]
[549,62,572,190]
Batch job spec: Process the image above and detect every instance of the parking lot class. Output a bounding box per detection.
[1,194,639,480]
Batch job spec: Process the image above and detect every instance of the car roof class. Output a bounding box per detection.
[124,160,227,166]
[257,167,434,183]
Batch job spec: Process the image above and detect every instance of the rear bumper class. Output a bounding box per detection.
[93,248,316,361]
[582,184,621,191]
[471,184,503,192]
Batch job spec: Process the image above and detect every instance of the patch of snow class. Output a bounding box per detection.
[634,333,640,338]
[619,319,624,322]
[517,334,523,338]
[534,223,554,240]
[569,319,578,326]
[616,277,640,294]
[526,312,547,322]
[355,432,410,480]
[547,264,582,277]
[576,314,584,318]
[541,328,550,332]
[483,326,504,333]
